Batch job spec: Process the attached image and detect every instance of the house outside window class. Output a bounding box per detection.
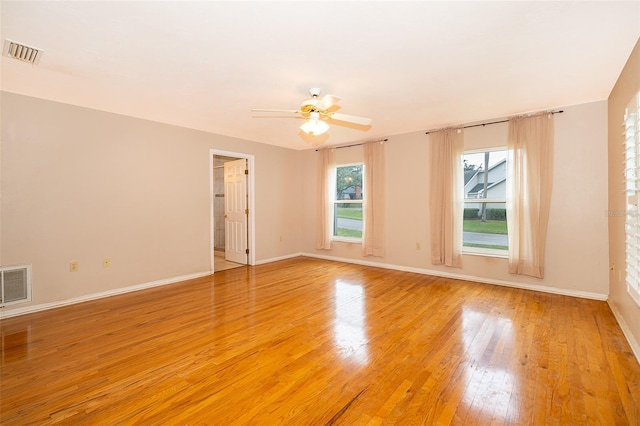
[462,149,508,256]
[333,164,364,241]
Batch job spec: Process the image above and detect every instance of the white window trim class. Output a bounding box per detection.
[333,236,363,243]
[463,247,509,258]
[624,92,640,308]
[462,147,508,257]
[332,163,364,243]
[466,198,505,204]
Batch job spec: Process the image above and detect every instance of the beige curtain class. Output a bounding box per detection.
[363,141,385,257]
[507,113,554,278]
[429,128,464,267]
[316,148,335,250]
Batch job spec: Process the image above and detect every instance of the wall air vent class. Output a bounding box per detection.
[3,39,42,65]
[1,265,32,306]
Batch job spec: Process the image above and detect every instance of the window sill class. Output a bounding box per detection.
[462,247,509,259]
[332,237,362,244]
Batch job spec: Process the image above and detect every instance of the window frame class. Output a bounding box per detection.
[462,147,508,258]
[624,92,640,307]
[332,163,364,243]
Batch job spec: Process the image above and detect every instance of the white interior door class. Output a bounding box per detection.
[224,158,248,264]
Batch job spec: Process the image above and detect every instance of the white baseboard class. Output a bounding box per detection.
[301,252,608,301]
[254,253,303,265]
[0,271,212,319]
[607,301,640,364]
[0,253,609,320]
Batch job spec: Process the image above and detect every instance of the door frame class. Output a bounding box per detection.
[209,149,255,272]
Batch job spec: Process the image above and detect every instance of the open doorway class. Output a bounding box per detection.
[210,150,255,273]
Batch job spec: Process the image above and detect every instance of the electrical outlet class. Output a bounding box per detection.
[103,258,111,267]
[69,261,79,272]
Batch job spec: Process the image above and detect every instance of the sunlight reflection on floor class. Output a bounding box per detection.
[333,280,369,364]
[461,308,517,421]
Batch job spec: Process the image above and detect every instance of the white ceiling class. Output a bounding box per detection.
[1,1,639,150]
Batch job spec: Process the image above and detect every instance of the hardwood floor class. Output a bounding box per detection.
[1,257,639,424]
[213,254,244,272]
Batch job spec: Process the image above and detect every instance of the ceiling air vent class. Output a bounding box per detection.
[3,39,42,65]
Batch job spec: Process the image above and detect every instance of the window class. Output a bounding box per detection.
[333,164,364,241]
[624,92,640,307]
[462,149,508,256]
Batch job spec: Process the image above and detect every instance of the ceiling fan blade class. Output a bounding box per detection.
[251,109,300,113]
[329,112,372,126]
[316,94,341,111]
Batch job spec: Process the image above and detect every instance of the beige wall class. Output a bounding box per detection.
[300,101,610,298]
[0,92,301,315]
[608,38,640,351]
[0,86,617,318]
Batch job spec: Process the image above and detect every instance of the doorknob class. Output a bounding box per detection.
[224,214,228,218]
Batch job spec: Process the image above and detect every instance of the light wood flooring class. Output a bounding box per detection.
[213,250,244,272]
[1,257,639,424]
[213,256,244,272]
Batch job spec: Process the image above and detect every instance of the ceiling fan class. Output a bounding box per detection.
[251,88,372,136]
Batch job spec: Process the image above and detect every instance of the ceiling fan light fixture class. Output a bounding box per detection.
[253,88,371,140]
[300,116,329,135]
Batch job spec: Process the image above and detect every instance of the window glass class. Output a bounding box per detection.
[334,165,363,240]
[334,203,363,238]
[336,165,363,200]
[462,150,508,254]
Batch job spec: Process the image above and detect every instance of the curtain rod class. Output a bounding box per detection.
[315,138,388,152]
[424,110,564,135]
